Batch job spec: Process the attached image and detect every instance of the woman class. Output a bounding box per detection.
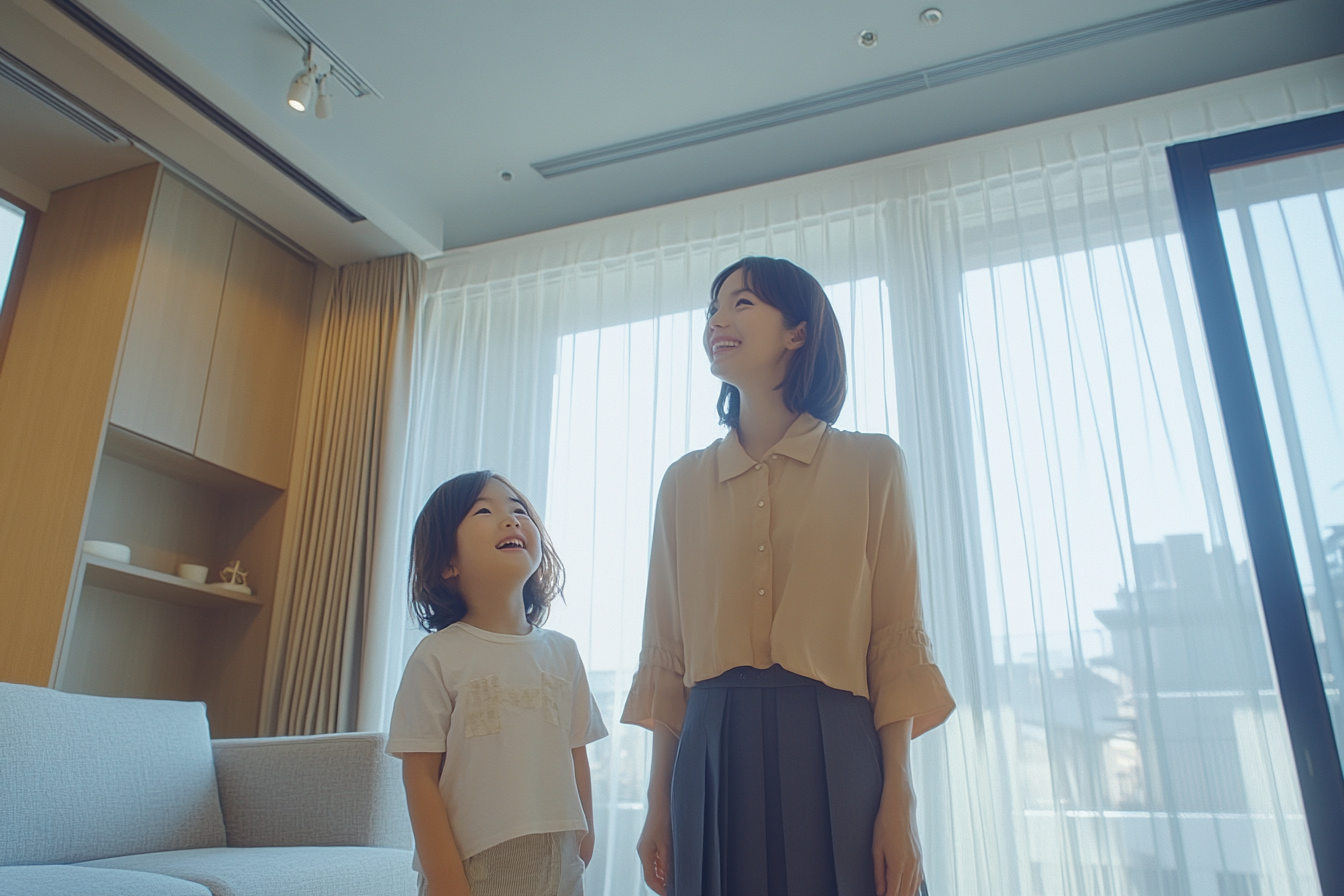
[621,257,954,896]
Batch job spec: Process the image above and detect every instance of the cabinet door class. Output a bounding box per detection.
[111,174,236,452]
[195,223,312,488]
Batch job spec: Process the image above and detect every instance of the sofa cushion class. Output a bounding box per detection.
[0,864,212,896]
[82,847,418,896]
[0,683,227,865]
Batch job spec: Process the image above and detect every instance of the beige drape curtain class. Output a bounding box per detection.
[260,252,422,736]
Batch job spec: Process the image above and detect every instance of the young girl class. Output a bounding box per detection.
[623,257,956,896]
[388,471,607,896]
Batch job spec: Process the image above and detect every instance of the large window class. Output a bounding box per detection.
[396,237,1312,895]
[376,64,1342,895]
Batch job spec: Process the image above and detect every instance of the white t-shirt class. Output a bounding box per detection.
[387,622,608,862]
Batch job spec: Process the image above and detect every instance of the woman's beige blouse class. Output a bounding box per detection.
[620,413,955,738]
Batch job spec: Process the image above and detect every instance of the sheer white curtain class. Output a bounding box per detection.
[363,58,1344,896]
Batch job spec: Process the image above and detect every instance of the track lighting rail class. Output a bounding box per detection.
[254,0,381,99]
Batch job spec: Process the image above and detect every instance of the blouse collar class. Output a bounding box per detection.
[716,412,828,482]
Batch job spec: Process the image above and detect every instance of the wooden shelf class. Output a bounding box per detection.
[81,555,262,610]
[103,425,281,496]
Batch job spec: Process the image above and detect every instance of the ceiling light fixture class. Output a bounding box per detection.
[857,29,878,48]
[314,73,332,119]
[920,8,944,25]
[286,46,317,112]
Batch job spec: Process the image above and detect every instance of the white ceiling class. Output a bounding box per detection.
[1,0,1342,264]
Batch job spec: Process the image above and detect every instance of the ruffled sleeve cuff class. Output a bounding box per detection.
[620,647,689,737]
[868,625,956,736]
[870,663,955,736]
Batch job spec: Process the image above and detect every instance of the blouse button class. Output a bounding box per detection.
[758,545,765,552]
[757,500,765,507]
[754,463,761,470]
[772,454,778,459]
[758,589,765,595]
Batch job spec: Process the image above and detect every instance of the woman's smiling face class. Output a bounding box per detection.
[703,267,805,391]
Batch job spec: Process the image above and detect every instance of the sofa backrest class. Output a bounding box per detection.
[0,683,227,865]
[211,732,413,849]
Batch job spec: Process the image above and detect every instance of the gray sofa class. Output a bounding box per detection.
[0,682,417,896]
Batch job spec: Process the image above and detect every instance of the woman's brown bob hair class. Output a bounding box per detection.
[409,470,563,632]
[709,257,847,428]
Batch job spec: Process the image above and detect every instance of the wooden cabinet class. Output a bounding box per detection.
[195,223,313,488]
[110,173,236,453]
[110,175,312,488]
[0,163,323,737]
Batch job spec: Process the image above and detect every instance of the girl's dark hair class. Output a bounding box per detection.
[409,470,563,633]
[709,257,847,428]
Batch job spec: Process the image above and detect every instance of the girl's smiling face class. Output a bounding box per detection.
[704,267,806,391]
[447,477,543,590]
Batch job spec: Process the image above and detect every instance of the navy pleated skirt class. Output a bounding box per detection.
[669,665,928,896]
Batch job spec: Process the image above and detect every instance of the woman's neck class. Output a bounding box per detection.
[736,390,801,461]
[460,585,531,635]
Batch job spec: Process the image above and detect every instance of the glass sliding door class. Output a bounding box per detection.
[1168,111,1344,896]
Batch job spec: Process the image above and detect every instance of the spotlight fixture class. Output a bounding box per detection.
[286,48,317,112]
[314,73,332,119]
[919,8,943,25]
[857,29,877,48]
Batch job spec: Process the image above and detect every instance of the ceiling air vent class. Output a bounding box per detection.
[0,47,125,144]
[532,0,1290,178]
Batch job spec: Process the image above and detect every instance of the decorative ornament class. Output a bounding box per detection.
[219,560,253,595]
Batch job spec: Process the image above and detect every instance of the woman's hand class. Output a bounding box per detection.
[636,797,673,895]
[872,782,923,896]
[579,829,596,866]
[636,722,678,895]
[874,718,922,896]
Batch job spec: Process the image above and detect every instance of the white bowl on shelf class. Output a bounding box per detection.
[177,563,209,584]
[83,541,131,563]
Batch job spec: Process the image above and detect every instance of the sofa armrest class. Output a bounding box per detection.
[211,731,411,849]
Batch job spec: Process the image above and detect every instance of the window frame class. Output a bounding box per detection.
[1167,108,1344,896]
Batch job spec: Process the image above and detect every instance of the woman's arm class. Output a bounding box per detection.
[572,746,596,865]
[873,718,923,896]
[635,723,678,895]
[401,752,471,896]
